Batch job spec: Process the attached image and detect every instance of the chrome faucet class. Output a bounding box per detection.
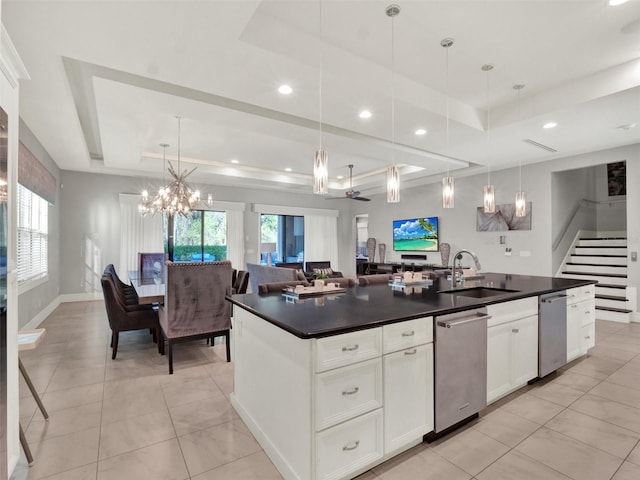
[450,249,482,287]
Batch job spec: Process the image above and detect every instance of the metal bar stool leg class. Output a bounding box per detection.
[19,422,34,465]
[19,357,49,420]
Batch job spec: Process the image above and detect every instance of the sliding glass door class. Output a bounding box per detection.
[167,210,227,262]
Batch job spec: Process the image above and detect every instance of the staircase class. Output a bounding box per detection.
[560,233,635,323]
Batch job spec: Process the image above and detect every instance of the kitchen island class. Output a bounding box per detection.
[227,273,595,480]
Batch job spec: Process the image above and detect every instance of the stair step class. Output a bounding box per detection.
[575,245,626,248]
[596,294,628,301]
[566,262,626,268]
[596,305,633,314]
[580,237,627,240]
[571,254,627,258]
[596,283,627,289]
[563,271,626,278]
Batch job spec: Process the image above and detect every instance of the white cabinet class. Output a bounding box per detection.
[383,343,434,453]
[486,298,539,404]
[566,286,596,362]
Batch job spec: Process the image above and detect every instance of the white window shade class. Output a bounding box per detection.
[17,184,48,284]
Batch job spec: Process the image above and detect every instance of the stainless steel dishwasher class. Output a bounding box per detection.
[430,308,490,437]
[539,292,568,377]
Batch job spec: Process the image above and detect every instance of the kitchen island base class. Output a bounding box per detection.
[231,308,433,480]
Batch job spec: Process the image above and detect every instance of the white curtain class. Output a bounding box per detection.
[118,194,163,277]
[225,208,245,270]
[304,215,339,269]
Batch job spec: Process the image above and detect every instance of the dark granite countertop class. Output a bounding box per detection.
[227,273,596,339]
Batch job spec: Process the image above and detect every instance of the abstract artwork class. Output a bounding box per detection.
[607,161,626,196]
[476,202,532,231]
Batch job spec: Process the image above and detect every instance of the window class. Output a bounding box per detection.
[167,210,227,262]
[17,184,48,284]
[260,214,304,264]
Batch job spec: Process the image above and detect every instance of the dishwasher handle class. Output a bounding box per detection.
[541,294,568,304]
[437,314,491,328]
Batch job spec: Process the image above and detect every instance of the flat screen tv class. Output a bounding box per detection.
[393,216,439,252]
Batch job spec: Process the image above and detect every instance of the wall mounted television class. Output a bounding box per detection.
[393,216,439,252]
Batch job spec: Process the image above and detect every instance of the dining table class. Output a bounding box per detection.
[128,270,165,304]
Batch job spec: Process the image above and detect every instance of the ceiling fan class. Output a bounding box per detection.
[325,164,371,201]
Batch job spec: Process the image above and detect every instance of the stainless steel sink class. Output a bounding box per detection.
[438,287,518,298]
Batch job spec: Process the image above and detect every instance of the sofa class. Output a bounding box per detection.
[246,263,308,293]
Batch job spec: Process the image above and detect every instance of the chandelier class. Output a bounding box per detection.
[139,116,212,217]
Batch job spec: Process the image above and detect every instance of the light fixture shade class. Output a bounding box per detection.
[442,176,454,208]
[515,191,527,217]
[313,149,328,194]
[483,185,496,213]
[387,165,400,203]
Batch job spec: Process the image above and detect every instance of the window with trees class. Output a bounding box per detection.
[260,214,304,264]
[167,210,227,262]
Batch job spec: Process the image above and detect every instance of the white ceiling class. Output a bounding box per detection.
[4,0,640,196]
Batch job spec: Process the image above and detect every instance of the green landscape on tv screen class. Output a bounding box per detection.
[393,217,439,252]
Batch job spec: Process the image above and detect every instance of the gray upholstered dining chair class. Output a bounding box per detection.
[158,260,233,374]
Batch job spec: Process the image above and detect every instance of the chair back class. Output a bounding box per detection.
[258,280,308,294]
[358,274,392,286]
[233,270,250,294]
[161,260,232,338]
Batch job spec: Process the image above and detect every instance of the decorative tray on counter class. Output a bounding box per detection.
[282,286,347,300]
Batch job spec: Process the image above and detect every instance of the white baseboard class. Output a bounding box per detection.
[631,312,640,323]
[21,292,103,329]
[20,296,61,330]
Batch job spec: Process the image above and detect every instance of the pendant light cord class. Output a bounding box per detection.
[318,0,323,149]
[486,67,491,184]
[445,44,450,176]
[391,12,395,166]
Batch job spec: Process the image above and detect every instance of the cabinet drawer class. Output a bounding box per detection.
[579,284,595,300]
[581,299,596,326]
[566,287,582,305]
[316,409,383,480]
[487,297,538,327]
[383,317,432,353]
[315,328,382,373]
[582,323,595,351]
[315,358,383,431]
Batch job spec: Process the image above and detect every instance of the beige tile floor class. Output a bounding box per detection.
[13,301,640,480]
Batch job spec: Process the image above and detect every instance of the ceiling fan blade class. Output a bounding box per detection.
[324,196,348,200]
[352,196,371,202]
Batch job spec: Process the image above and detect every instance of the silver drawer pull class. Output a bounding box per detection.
[542,295,569,303]
[585,336,591,339]
[343,440,360,451]
[342,344,359,352]
[342,387,359,396]
[401,330,415,337]
[512,328,519,333]
[404,348,418,355]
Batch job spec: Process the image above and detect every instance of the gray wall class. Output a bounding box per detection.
[351,143,640,307]
[59,171,354,294]
[18,120,61,328]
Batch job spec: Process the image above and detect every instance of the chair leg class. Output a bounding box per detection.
[111,331,119,360]
[19,422,34,466]
[110,331,113,348]
[225,330,231,362]
[157,329,165,355]
[152,328,157,343]
[168,340,173,375]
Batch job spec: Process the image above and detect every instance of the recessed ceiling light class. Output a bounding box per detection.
[337,175,344,179]
[231,159,239,164]
[609,0,629,6]
[359,110,372,119]
[278,85,293,95]
[415,128,427,136]
[543,122,557,129]
[285,167,292,172]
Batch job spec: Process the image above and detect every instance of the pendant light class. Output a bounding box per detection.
[482,64,495,213]
[386,4,400,203]
[514,83,527,217]
[441,38,454,208]
[138,143,170,216]
[313,0,328,194]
